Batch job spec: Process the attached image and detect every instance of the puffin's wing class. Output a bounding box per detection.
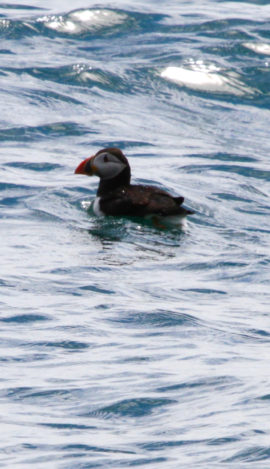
[127,186,186,216]
[142,192,184,216]
[99,186,189,217]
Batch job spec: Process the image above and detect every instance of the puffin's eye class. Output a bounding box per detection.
[103,155,109,163]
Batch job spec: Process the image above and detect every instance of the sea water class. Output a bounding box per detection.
[1,1,270,467]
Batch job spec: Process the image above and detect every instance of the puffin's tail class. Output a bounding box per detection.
[179,206,195,216]
[174,196,195,216]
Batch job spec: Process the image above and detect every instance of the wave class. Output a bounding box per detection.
[243,42,270,55]
[0,121,88,142]
[161,61,256,96]
[37,9,128,35]
[0,8,133,39]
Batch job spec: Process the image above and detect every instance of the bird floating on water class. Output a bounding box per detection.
[75,147,194,224]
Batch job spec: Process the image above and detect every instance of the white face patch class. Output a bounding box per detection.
[94,152,126,179]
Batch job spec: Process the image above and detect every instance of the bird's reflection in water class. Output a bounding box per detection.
[86,213,187,263]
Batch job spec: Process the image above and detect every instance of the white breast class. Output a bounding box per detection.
[92,197,104,216]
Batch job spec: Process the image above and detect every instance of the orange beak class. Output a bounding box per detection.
[74,155,96,176]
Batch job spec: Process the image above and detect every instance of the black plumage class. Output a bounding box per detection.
[75,147,194,219]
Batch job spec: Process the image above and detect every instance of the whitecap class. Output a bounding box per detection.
[70,9,126,29]
[37,15,77,33]
[161,61,252,96]
[243,42,270,55]
[71,64,109,84]
[0,19,11,30]
[38,9,127,35]
[81,200,92,211]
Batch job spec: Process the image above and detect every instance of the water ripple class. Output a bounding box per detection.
[89,397,176,418]
[0,121,87,142]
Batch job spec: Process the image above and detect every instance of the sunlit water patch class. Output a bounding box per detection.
[243,42,270,56]
[37,8,129,35]
[161,60,255,96]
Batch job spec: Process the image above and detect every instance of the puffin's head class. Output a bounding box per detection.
[75,147,130,180]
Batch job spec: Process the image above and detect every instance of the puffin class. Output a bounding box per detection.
[75,148,194,222]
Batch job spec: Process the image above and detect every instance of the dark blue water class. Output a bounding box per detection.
[1,1,270,467]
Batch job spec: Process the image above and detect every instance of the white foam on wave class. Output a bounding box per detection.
[161,60,252,96]
[71,64,109,84]
[38,9,127,34]
[243,42,270,55]
[81,200,92,211]
[0,19,11,30]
